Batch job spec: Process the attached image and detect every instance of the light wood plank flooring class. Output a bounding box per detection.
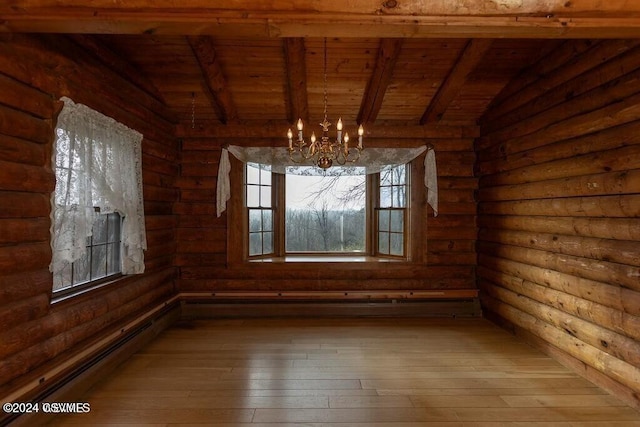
[48,317,640,426]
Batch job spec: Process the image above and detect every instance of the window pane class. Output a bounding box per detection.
[285,169,365,253]
[249,233,262,256]
[390,233,404,256]
[107,213,121,242]
[249,209,262,232]
[262,210,273,232]
[246,163,260,184]
[92,214,108,244]
[392,186,406,208]
[247,185,260,207]
[395,165,406,184]
[91,245,107,279]
[260,167,272,185]
[263,231,273,254]
[378,210,390,232]
[107,242,121,275]
[378,231,389,254]
[381,167,393,185]
[379,186,392,208]
[390,210,404,232]
[260,186,271,208]
[73,252,90,285]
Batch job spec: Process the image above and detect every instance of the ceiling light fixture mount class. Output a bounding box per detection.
[287,38,364,170]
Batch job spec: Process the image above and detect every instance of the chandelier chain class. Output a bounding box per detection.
[323,38,328,121]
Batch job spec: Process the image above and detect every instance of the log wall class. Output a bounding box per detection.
[0,34,178,403]
[176,134,479,295]
[477,39,640,410]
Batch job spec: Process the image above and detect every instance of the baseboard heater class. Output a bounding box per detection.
[179,290,481,318]
[1,298,180,427]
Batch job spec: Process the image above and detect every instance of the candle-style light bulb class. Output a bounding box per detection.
[357,124,364,149]
[337,118,343,131]
[297,119,303,131]
[336,117,343,143]
[310,132,316,144]
[287,128,293,149]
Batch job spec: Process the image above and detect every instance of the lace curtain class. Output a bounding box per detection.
[217,144,438,216]
[50,97,147,278]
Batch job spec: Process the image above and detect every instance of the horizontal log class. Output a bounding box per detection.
[180,163,219,177]
[144,214,178,230]
[181,137,476,152]
[142,153,179,176]
[179,264,470,281]
[484,40,593,119]
[427,240,476,253]
[179,277,476,293]
[0,293,50,333]
[478,215,640,241]
[477,121,640,177]
[480,279,640,368]
[0,269,52,305]
[0,241,51,275]
[174,253,226,267]
[477,241,640,292]
[478,228,640,267]
[427,227,476,240]
[426,252,476,265]
[0,134,47,166]
[477,255,640,316]
[0,217,50,244]
[0,191,50,218]
[143,184,178,203]
[173,202,216,216]
[478,195,640,218]
[175,176,216,190]
[479,40,640,143]
[142,169,174,188]
[0,73,54,121]
[483,40,640,133]
[0,159,55,193]
[479,269,640,344]
[478,169,640,202]
[479,144,640,187]
[177,214,225,229]
[0,269,175,360]
[179,188,215,202]
[0,37,177,146]
[481,294,640,396]
[479,91,640,161]
[142,137,180,162]
[0,102,52,144]
[0,275,174,385]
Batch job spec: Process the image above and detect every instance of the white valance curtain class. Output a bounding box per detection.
[50,97,147,277]
[216,144,438,217]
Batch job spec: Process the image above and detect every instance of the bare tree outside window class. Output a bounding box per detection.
[286,168,366,253]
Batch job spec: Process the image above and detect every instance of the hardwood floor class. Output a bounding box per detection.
[48,317,640,426]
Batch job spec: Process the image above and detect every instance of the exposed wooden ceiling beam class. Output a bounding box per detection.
[187,35,238,124]
[283,38,308,124]
[357,38,403,125]
[420,38,494,124]
[3,2,640,38]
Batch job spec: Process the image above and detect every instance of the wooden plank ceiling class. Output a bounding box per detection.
[4,1,640,132]
[88,35,557,131]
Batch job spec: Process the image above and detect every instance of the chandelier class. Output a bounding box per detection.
[287,38,364,170]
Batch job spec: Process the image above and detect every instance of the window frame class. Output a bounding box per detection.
[230,155,426,264]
